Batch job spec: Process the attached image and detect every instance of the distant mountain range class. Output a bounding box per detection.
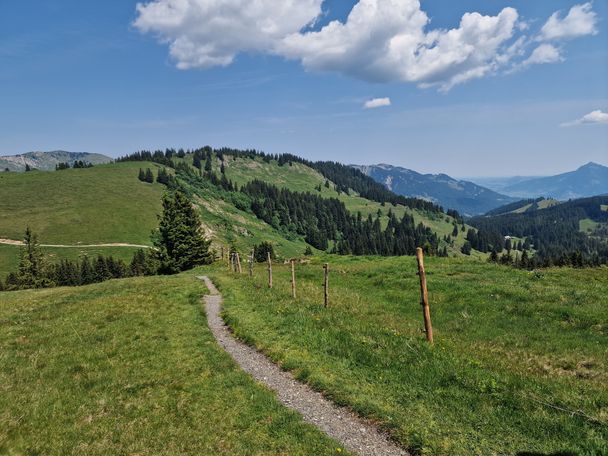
[352,164,517,216]
[468,162,608,200]
[0,151,112,172]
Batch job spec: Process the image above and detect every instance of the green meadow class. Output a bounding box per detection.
[0,273,344,455]
[0,162,164,245]
[213,256,608,456]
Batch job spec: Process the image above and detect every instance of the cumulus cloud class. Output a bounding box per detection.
[540,3,598,41]
[561,110,608,127]
[134,0,323,69]
[364,97,391,109]
[280,2,521,91]
[522,43,563,66]
[134,0,599,90]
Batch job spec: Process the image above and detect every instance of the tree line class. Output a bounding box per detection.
[470,196,608,267]
[55,161,94,170]
[1,191,214,291]
[239,179,442,256]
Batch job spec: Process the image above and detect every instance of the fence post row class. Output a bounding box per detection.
[249,249,254,277]
[236,253,242,274]
[290,259,296,299]
[267,252,273,289]
[323,263,329,307]
[416,247,434,344]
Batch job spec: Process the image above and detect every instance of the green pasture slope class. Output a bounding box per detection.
[179,173,312,260]
[0,162,164,244]
[0,274,343,455]
[213,256,608,456]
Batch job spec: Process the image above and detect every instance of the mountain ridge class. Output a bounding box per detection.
[500,161,608,200]
[0,150,112,172]
[352,163,517,216]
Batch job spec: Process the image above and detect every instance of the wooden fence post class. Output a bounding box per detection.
[236,253,242,274]
[416,247,434,344]
[230,252,235,272]
[267,252,273,289]
[323,263,329,307]
[249,249,254,277]
[221,246,224,262]
[291,259,296,299]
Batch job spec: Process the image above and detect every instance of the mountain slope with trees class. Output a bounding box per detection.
[470,195,608,266]
[353,163,516,216]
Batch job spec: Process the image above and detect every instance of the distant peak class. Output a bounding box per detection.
[579,161,605,170]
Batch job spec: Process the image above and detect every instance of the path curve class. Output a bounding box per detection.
[0,238,151,249]
[199,275,409,456]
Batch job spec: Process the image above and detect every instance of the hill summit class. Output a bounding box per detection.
[0,151,112,172]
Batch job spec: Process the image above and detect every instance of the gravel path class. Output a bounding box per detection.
[0,238,151,248]
[199,275,409,456]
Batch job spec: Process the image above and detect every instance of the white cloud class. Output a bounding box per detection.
[134,0,599,91]
[134,0,323,69]
[561,110,608,127]
[364,97,391,109]
[540,3,598,41]
[522,43,563,66]
[279,1,520,91]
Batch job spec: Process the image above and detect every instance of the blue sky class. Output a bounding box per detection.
[0,0,606,176]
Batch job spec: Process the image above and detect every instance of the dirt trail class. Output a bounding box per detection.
[199,275,409,456]
[0,238,151,249]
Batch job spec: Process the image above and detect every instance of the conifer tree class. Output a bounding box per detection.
[130,249,159,276]
[94,256,112,282]
[193,153,202,170]
[138,168,145,181]
[17,227,53,289]
[5,272,19,290]
[153,191,213,273]
[80,256,95,285]
[145,168,154,183]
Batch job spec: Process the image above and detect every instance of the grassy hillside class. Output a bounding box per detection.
[218,154,473,255]
[213,256,608,455]
[179,173,312,259]
[0,273,343,455]
[0,162,164,245]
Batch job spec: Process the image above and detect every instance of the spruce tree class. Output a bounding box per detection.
[153,191,213,273]
[17,227,52,289]
[5,272,19,290]
[145,168,154,183]
[80,256,95,285]
[138,168,145,181]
